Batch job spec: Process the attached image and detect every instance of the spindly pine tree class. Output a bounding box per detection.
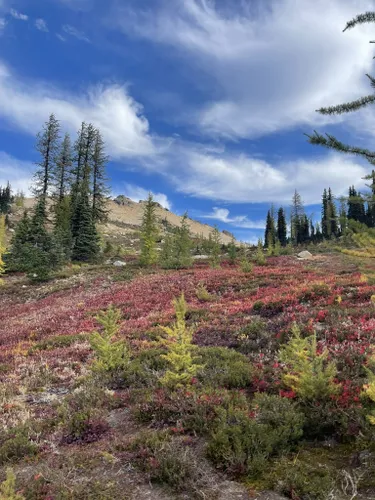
[264,210,276,248]
[327,188,338,237]
[291,190,305,244]
[174,212,193,268]
[92,129,110,223]
[33,114,60,207]
[140,193,159,266]
[209,225,221,268]
[277,207,287,246]
[0,215,6,282]
[54,133,73,201]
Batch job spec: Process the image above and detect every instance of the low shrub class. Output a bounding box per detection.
[196,347,253,389]
[236,320,271,354]
[195,282,214,302]
[0,427,38,465]
[58,384,111,445]
[30,333,89,352]
[130,432,213,497]
[0,469,24,500]
[206,394,304,477]
[266,456,336,500]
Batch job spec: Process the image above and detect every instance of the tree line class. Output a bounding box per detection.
[4,114,109,280]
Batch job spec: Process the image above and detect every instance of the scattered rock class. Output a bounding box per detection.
[194,255,209,260]
[297,250,313,260]
[113,261,126,267]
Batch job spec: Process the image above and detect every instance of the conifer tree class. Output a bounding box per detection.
[209,225,221,268]
[33,113,60,206]
[174,212,193,268]
[227,237,237,264]
[140,193,159,266]
[71,180,100,262]
[321,188,329,239]
[54,133,72,201]
[291,190,305,244]
[160,231,175,269]
[277,207,287,246]
[264,210,276,248]
[327,188,338,237]
[92,129,110,223]
[0,182,12,214]
[0,215,6,282]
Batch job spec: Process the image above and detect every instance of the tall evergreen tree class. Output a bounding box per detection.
[33,114,60,205]
[338,196,348,235]
[327,188,338,237]
[291,190,305,245]
[277,207,287,246]
[322,189,329,239]
[264,209,276,248]
[92,129,110,223]
[174,212,193,268]
[54,133,72,201]
[0,182,12,214]
[209,225,221,268]
[71,184,100,262]
[140,194,159,267]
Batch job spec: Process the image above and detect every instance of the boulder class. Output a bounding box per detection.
[113,260,126,267]
[193,255,209,260]
[297,250,313,260]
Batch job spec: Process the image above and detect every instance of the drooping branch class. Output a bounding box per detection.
[305,131,375,161]
[316,94,375,115]
[343,11,375,32]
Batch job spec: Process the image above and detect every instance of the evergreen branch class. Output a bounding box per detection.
[316,94,375,115]
[305,131,375,160]
[343,11,375,32]
[367,73,375,90]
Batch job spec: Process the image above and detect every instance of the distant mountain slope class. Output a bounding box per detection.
[18,196,235,245]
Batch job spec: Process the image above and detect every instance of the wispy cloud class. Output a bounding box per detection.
[9,8,28,21]
[0,17,5,33]
[201,208,265,229]
[120,183,172,210]
[0,60,156,160]
[56,33,66,42]
[62,24,90,42]
[117,0,375,140]
[35,18,48,32]
[0,152,33,194]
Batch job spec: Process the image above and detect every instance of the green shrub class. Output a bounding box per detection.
[236,320,270,354]
[267,457,336,500]
[311,282,331,297]
[240,258,253,273]
[0,427,38,465]
[252,393,304,451]
[196,347,253,389]
[131,432,212,497]
[58,383,111,444]
[207,394,304,477]
[206,407,272,477]
[0,469,24,500]
[195,282,214,302]
[279,323,338,401]
[159,294,203,388]
[252,300,264,312]
[90,305,130,378]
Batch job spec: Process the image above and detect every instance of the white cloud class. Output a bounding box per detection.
[9,8,28,21]
[117,0,375,139]
[120,183,172,210]
[165,146,368,205]
[201,207,265,228]
[62,24,90,42]
[56,33,66,42]
[0,60,156,160]
[35,18,48,32]
[0,152,33,194]
[0,17,5,32]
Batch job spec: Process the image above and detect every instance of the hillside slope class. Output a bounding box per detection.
[18,196,235,246]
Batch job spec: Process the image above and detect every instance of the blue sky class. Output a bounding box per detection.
[1,0,375,243]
